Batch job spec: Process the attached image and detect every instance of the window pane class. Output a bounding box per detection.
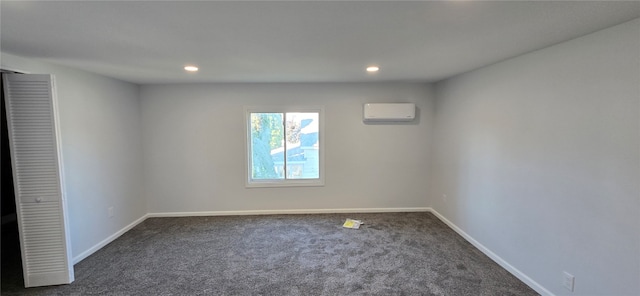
[285,112,319,179]
[250,113,284,180]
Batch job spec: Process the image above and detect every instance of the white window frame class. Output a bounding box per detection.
[245,106,325,188]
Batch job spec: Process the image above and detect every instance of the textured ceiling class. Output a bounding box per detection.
[1,1,639,84]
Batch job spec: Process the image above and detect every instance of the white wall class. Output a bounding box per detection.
[430,19,639,296]
[1,53,146,261]
[140,83,434,213]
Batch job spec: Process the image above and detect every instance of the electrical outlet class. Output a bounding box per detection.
[108,207,114,218]
[562,271,575,292]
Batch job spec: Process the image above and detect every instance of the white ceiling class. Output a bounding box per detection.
[1,1,639,84]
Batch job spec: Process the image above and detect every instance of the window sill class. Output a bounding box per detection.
[245,180,324,188]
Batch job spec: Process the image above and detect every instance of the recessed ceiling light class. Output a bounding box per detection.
[366,66,380,73]
[184,65,199,72]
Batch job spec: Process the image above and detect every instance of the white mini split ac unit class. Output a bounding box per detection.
[363,103,415,122]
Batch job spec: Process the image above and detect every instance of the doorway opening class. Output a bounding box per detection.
[1,71,25,290]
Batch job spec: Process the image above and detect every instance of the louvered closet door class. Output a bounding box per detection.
[3,74,74,287]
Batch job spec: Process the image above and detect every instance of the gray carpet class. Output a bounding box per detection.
[2,212,538,295]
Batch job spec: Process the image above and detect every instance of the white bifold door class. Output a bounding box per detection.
[3,74,74,287]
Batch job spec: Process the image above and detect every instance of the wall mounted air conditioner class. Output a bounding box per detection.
[363,103,415,122]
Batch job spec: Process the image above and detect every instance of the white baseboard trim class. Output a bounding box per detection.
[147,207,431,218]
[426,208,554,296]
[72,214,149,264]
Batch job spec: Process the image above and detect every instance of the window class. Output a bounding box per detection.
[245,107,324,187]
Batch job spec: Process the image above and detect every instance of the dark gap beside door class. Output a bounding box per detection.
[1,71,24,290]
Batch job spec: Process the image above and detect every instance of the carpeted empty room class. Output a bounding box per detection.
[2,1,639,295]
[1,212,537,295]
